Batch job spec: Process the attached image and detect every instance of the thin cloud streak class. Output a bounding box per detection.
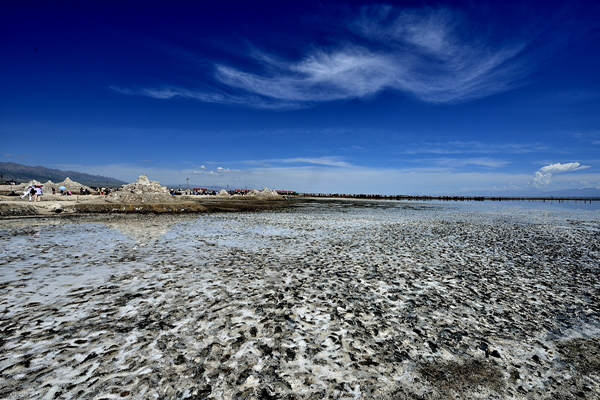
[396,141,548,155]
[109,86,302,110]
[242,157,353,168]
[424,157,510,168]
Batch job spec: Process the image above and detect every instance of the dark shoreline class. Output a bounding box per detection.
[300,193,599,202]
[0,198,294,218]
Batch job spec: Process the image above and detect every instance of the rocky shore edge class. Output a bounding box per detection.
[0,197,291,218]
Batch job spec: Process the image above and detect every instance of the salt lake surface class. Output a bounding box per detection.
[0,200,599,399]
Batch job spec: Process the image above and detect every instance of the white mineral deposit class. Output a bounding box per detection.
[0,200,598,399]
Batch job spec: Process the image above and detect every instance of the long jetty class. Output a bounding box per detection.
[300,193,599,203]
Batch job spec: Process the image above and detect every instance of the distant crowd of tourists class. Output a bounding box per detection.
[21,185,74,201]
[19,185,113,201]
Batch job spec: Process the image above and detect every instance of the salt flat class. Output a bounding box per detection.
[0,200,598,399]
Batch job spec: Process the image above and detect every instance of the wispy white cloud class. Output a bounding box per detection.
[213,6,527,105]
[185,166,230,175]
[427,157,509,168]
[243,156,353,168]
[243,155,508,171]
[113,5,531,108]
[533,162,590,186]
[397,141,547,155]
[572,130,600,143]
[109,86,301,110]
[213,48,397,103]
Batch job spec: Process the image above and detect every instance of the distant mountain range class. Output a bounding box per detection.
[0,162,126,187]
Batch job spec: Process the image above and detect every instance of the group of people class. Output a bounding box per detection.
[20,185,76,201]
[96,187,111,196]
[21,185,43,202]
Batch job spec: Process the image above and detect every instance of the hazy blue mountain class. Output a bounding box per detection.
[0,162,126,187]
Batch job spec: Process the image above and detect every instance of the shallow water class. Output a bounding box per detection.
[0,200,599,399]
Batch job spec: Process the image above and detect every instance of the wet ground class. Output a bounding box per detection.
[0,200,599,399]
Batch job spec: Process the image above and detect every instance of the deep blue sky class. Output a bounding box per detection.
[2,1,600,194]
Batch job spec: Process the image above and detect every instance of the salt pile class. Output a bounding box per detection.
[19,179,42,188]
[259,188,281,198]
[55,177,93,192]
[120,175,169,194]
[245,188,282,199]
[15,177,92,193]
[109,175,173,203]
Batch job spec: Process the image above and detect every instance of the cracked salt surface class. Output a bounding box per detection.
[0,200,599,399]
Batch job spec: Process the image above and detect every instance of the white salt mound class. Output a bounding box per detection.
[26,180,42,187]
[55,177,93,192]
[261,188,281,198]
[109,175,172,203]
[120,175,169,195]
[246,188,282,199]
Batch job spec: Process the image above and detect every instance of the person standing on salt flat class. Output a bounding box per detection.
[20,186,32,201]
[35,185,43,202]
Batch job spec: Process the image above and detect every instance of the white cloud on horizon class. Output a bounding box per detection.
[112,5,531,108]
[533,162,590,186]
